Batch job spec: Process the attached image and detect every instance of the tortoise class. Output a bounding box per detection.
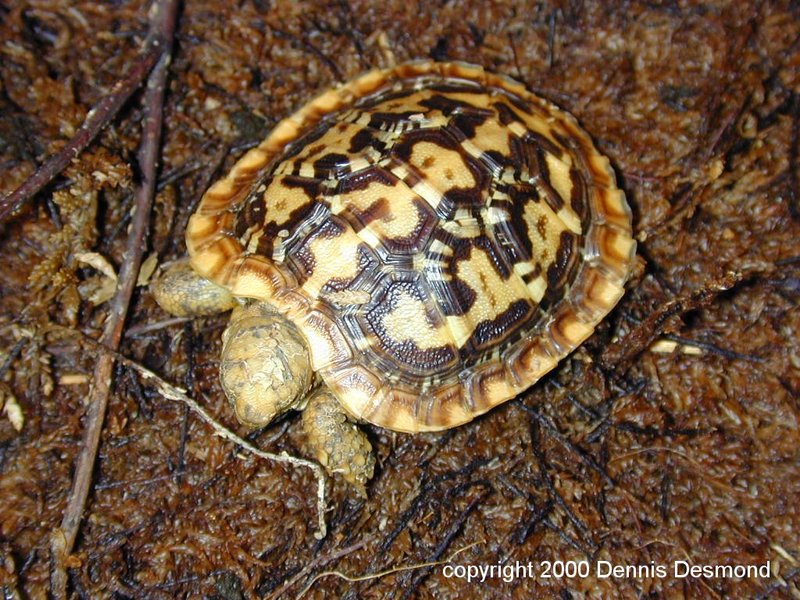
[152,61,636,491]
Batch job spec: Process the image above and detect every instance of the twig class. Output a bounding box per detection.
[609,447,743,497]
[0,338,26,380]
[787,92,800,220]
[513,500,554,545]
[546,9,557,69]
[124,315,191,337]
[754,566,800,600]
[296,541,481,599]
[47,324,329,541]
[529,419,596,555]
[0,20,168,224]
[175,320,195,483]
[170,142,230,252]
[125,355,329,540]
[375,459,488,558]
[662,334,765,363]
[107,159,207,245]
[271,25,344,82]
[263,539,370,600]
[517,403,616,487]
[508,31,524,85]
[599,270,746,371]
[48,1,180,597]
[399,490,489,600]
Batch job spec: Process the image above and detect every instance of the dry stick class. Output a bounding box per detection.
[48,0,180,597]
[264,537,370,600]
[295,541,482,599]
[48,323,329,540]
[518,403,616,487]
[0,33,166,224]
[124,315,191,337]
[599,270,746,371]
[123,355,329,540]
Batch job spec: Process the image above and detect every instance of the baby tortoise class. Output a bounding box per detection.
[153,61,635,492]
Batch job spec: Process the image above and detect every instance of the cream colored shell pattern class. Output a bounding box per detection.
[187,61,636,433]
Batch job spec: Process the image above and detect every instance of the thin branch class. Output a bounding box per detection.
[546,9,557,69]
[608,447,744,497]
[173,320,196,483]
[517,403,616,488]
[398,490,489,600]
[270,25,344,82]
[123,353,329,540]
[0,39,167,224]
[47,322,329,541]
[296,541,481,599]
[124,315,191,337]
[264,539,370,600]
[599,270,748,371]
[662,334,765,363]
[529,419,596,555]
[48,0,180,597]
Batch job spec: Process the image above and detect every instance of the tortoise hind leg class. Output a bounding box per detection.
[302,388,376,496]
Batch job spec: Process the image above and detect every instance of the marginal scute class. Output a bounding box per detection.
[506,335,560,385]
[586,223,637,278]
[189,236,239,284]
[187,213,221,240]
[598,224,637,267]
[299,308,353,370]
[549,304,596,353]
[423,381,469,428]
[324,363,386,419]
[591,187,631,228]
[228,256,288,302]
[465,362,517,415]
[569,268,625,321]
[187,60,636,434]
[352,386,416,432]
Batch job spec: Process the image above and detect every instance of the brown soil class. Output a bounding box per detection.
[1,1,798,598]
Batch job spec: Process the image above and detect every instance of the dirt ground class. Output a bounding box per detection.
[1,0,799,598]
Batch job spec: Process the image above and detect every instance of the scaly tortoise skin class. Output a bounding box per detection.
[185,60,635,435]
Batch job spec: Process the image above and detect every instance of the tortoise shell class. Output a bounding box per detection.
[187,61,635,433]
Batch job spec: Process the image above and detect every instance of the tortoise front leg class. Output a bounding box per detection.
[151,259,237,317]
[223,305,375,491]
[154,265,375,490]
[302,388,376,495]
[220,302,313,427]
